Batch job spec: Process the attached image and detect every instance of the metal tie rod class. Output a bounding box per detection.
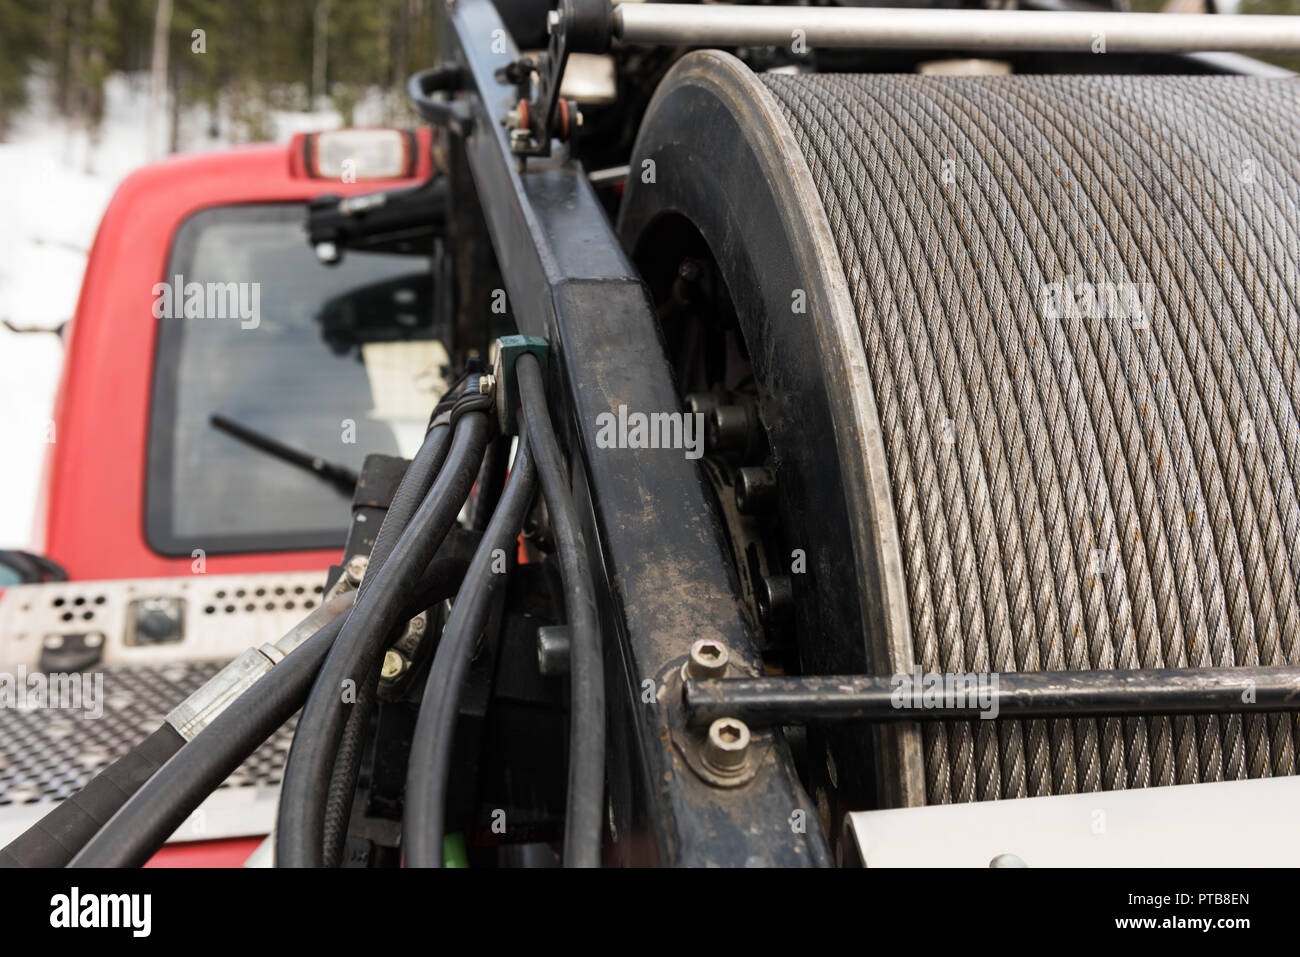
[684,667,1300,726]
[612,5,1300,54]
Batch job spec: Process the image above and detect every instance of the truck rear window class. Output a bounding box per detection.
[146,203,441,556]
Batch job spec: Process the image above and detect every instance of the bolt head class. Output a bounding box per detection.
[344,555,369,585]
[687,638,729,679]
[684,392,720,418]
[705,718,751,773]
[537,625,572,676]
[381,650,407,680]
[735,465,777,514]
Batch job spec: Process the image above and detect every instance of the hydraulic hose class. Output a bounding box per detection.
[321,529,481,865]
[0,724,183,868]
[515,355,605,867]
[277,411,493,867]
[320,420,452,867]
[69,616,346,867]
[322,390,495,863]
[0,590,358,869]
[403,423,538,867]
[66,552,475,869]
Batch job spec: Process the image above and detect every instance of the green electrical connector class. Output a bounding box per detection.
[492,335,549,434]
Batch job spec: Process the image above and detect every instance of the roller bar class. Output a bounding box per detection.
[685,667,1300,726]
[611,5,1300,55]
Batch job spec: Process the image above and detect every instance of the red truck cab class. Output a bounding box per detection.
[2,129,437,866]
[42,128,435,581]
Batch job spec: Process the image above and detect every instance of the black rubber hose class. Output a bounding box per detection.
[516,354,605,867]
[403,424,538,867]
[319,422,451,867]
[66,553,475,869]
[277,412,493,867]
[0,591,359,869]
[68,617,345,869]
[320,527,481,866]
[468,434,511,532]
[0,725,183,868]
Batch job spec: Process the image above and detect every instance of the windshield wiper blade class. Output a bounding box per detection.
[210,413,359,496]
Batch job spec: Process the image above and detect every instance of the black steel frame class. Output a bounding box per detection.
[441,0,829,866]
[435,0,1300,866]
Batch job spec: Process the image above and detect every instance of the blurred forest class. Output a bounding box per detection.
[2,0,1298,144]
[0,0,442,142]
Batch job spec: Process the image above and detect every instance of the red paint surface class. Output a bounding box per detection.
[39,129,432,866]
[42,130,432,581]
[145,837,265,868]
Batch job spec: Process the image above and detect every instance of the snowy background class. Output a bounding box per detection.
[0,73,396,549]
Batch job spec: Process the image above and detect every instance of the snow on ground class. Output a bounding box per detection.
[0,72,385,550]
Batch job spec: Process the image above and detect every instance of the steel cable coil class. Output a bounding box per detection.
[758,72,1300,803]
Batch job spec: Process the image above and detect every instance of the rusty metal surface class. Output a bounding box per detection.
[447,0,829,865]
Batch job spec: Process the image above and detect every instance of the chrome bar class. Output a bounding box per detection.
[613,5,1300,54]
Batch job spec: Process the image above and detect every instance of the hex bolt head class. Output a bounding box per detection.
[735,465,777,515]
[344,554,369,586]
[708,404,752,453]
[686,638,729,679]
[758,575,795,632]
[705,718,751,774]
[537,625,572,676]
[684,392,721,420]
[381,650,407,680]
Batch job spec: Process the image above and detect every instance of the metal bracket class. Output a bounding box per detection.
[496,0,610,158]
[492,335,549,434]
[660,659,770,789]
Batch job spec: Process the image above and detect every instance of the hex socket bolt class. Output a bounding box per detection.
[704,717,751,774]
[686,638,729,679]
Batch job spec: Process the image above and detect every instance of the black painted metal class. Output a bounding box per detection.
[441,0,829,866]
[686,669,1300,726]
